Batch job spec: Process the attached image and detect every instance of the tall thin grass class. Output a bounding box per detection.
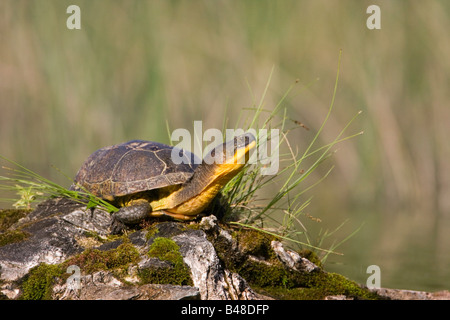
[218,54,363,258]
[0,155,118,212]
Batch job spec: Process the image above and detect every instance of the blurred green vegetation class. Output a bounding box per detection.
[1,1,450,291]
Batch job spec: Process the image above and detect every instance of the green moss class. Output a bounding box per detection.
[139,237,193,286]
[210,226,379,300]
[18,241,141,300]
[309,272,381,299]
[207,228,277,273]
[145,226,159,240]
[238,257,294,288]
[82,230,108,243]
[148,237,182,263]
[138,262,193,286]
[21,263,64,300]
[0,230,29,246]
[0,209,32,246]
[236,229,276,259]
[64,241,140,274]
[239,251,380,300]
[183,223,200,231]
[298,249,323,269]
[0,209,31,232]
[239,250,380,299]
[254,272,382,300]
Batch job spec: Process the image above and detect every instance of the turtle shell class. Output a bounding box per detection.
[70,140,199,200]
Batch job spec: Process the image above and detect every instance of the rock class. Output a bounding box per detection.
[0,197,387,300]
[52,270,200,300]
[0,198,106,282]
[324,295,354,300]
[173,229,258,300]
[1,199,267,300]
[271,240,320,273]
[136,284,200,300]
[369,288,450,300]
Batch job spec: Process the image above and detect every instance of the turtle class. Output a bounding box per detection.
[70,133,256,232]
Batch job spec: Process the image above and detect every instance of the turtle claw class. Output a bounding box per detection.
[110,217,126,234]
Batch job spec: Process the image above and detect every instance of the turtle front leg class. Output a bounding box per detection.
[110,201,151,234]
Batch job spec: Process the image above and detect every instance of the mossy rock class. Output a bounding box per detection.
[255,272,382,300]
[148,237,182,262]
[203,222,380,300]
[235,228,276,259]
[297,249,323,269]
[0,209,31,232]
[0,230,29,246]
[139,237,193,286]
[0,209,33,247]
[20,263,64,300]
[145,226,160,240]
[2,206,382,300]
[63,241,140,275]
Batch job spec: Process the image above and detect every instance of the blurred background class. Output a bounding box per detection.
[1,0,450,292]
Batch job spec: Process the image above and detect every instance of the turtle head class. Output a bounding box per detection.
[162,133,256,217]
[203,132,256,169]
